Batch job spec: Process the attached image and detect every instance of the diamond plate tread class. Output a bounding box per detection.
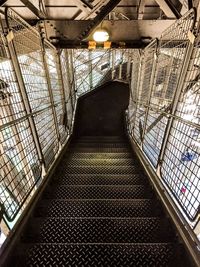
[57,166,142,175]
[34,199,163,217]
[25,217,172,243]
[14,243,178,267]
[44,185,152,199]
[64,158,138,167]
[76,135,126,141]
[51,174,146,185]
[72,138,128,144]
[70,143,129,148]
[68,147,131,153]
[64,152,134,159]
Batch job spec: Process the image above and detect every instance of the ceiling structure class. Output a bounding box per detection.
[0,0,199,48]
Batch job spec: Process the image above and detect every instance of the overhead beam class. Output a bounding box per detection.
[53,39,146,49]
[19,0,46,19]
[74,0,93,19]
[42,20,175,42]
[138,0,145,20]
[187,0,193,10]
[155,0,181,18]
[77,0,122,41]
[0,0,8,6]
[79,0,93,9]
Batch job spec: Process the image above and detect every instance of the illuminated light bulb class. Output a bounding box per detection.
[93,30,109,42]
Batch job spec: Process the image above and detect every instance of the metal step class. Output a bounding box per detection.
[51,174,146,185]
[13,243,179,267]
[70,142,129,148]
[75,136,126,141]
[64,152,134,159]
[68,147,131,153]
[64,158,138,166]
[57,166,142,175]
[34,199,162,218]
[24,217,172,243]
[44,185,152,199]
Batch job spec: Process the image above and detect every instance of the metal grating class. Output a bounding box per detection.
[6,9,59,169]
[143,9,195,167]
[73,49,131,96]
[0,32,41,220]
[133,40,157,145]
[161,35,200,221]
[127,9,200,226]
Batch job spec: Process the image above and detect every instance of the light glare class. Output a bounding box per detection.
[93,30,109,42]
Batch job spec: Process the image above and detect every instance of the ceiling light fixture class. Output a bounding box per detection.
[93,29,109,42]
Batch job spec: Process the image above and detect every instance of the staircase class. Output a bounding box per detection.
[7,135,191,266]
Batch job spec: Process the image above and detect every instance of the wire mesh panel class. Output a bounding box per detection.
[43,41,68,144]
[73,49,132,96]
[0,33,41,221]
[161,35,200,221]
[128,50,141,136]
[133,41,157,145]
[6,9,58,169]
[60,50,73,132]
[73,49,111,95]
[143,9,196,167]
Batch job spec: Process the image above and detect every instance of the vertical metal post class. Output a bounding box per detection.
[157,41,194,170]
[131,54,143,135]
[65,49,75,112]
[119,64,122,79]
[40,41,61,144]
[6,36,45,171]
[112,49,115,80]
[69,50,76,106]
[126,54,131,80]
[57,49,68,130]
[88,51,93,90]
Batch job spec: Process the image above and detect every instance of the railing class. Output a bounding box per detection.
[127,8,200,248]
[0,6,200,261]
[73,49,132,96]
[0,9,76,235]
